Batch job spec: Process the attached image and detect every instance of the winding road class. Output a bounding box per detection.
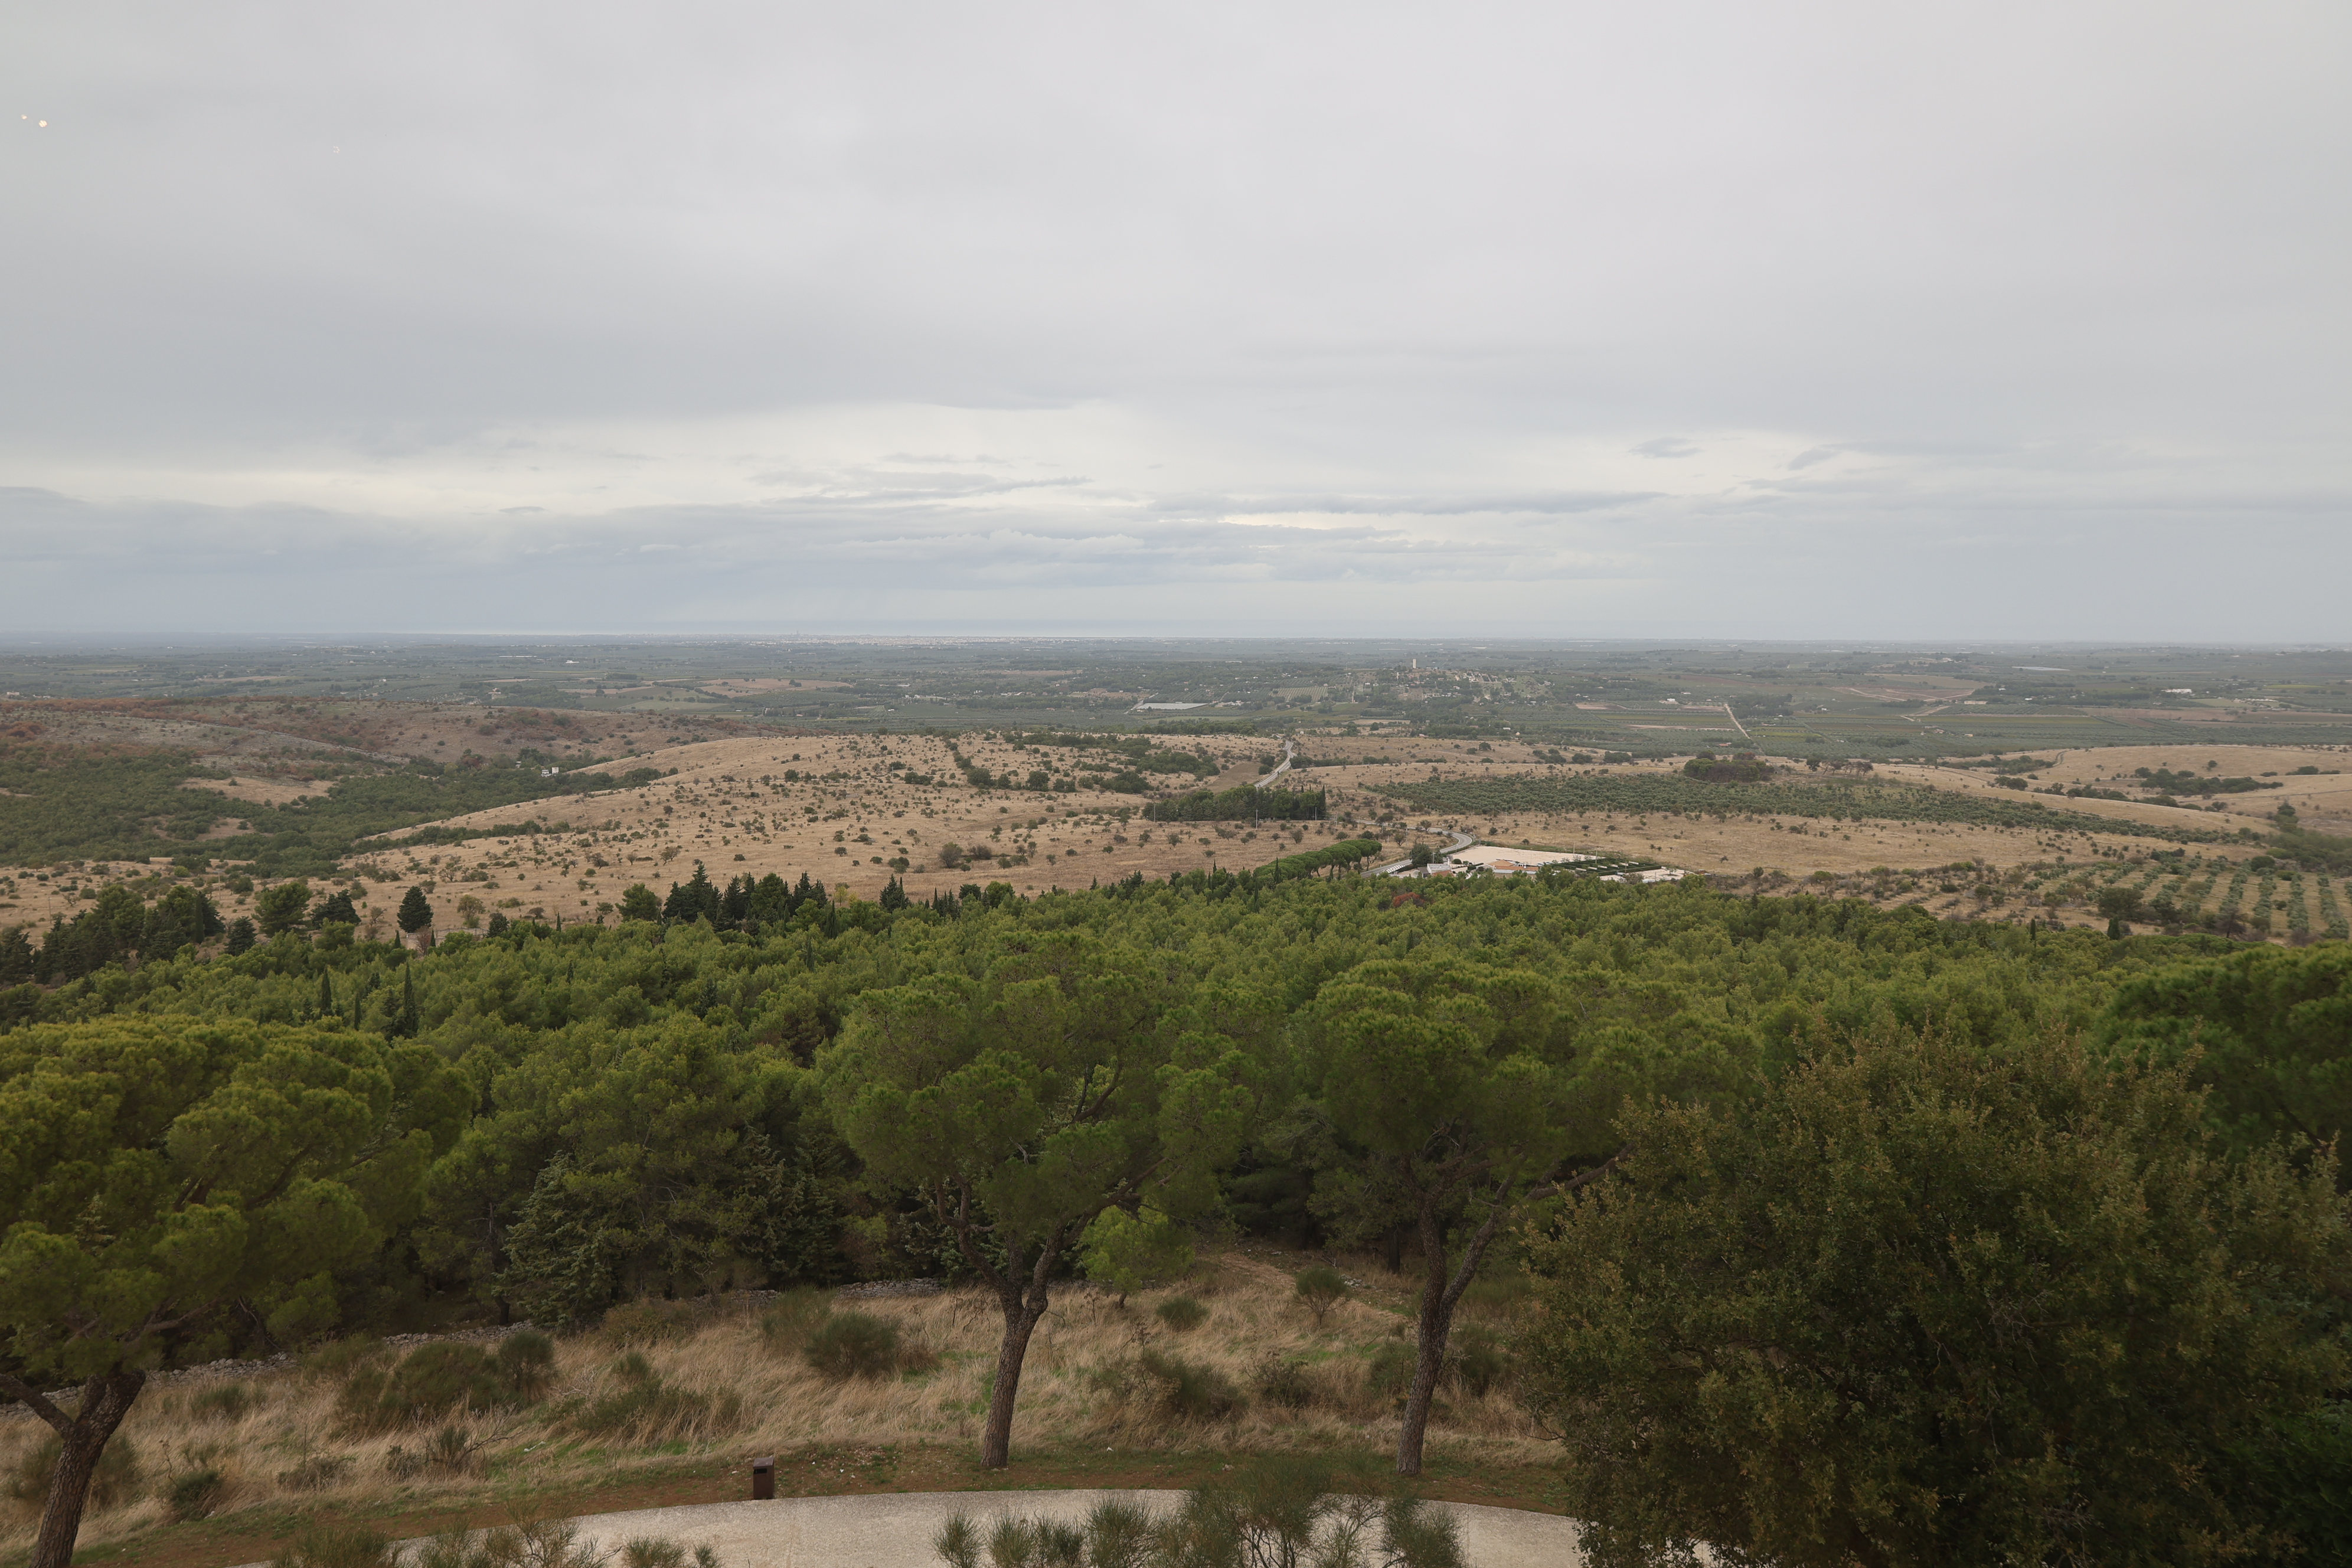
[1253,736,1298,788]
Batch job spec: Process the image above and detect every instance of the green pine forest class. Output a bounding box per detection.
[4,868,2349,1567]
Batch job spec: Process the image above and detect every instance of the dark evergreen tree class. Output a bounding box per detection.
[390,965,420,1037]
[155,886,223,940]
[878,876,910,912]
[138,910,188,963]
[617,884,659,922]
[721,874,753,926]
[397,886,435,935]
[747,873,793,926]
[317,890,359,925]
[485,911,510,936]
[664,861,720,925]
[223,916,256,956]
[316,969,335,1020]
[0,926,32,985]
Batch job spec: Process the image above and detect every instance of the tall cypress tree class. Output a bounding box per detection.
[397,887,433,936]
[390,966,420,1038]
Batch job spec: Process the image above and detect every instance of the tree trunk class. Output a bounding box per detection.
[1395,1193,1510,1476]
[31,1371,145,1568]
[1395,1219,1458,1476]
[980,1293,1047,1469]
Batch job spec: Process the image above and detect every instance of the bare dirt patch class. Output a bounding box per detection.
[356,732,1364,922]
[181,775,334,806]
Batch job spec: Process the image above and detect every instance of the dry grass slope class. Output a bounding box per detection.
[0,1253,1541,1562]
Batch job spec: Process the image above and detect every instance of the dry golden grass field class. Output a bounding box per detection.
[6,728,2346,943]
[0,1249,1546,1568]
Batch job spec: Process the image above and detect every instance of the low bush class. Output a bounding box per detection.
[422,1426,480,1475]
[7,1435,141,1514]
[301,1335,383,1380]
[564,1375,744,1443]
[413,1518,643,1568]
[803,1310,928,1380]
[1135,1349,1244,1421]
[339,1332,555,1430]
[934,1465,1461,1568]
[275,1453,357,1492]
[1457,1272,1533,1322]
[1363,1340,1417,1406]
[759,1288,832,1353]
[191,1382,258,1422]
[601,1299,699,1346]
[1449,1324,1511,1399]
[1152,1295,1208,1332]
[1293,1266,1348,1327]
[166,1467,227,1522]
[1252,1353,1321,1411]
[268,1524,399,1568]
[620,1540,720,1568]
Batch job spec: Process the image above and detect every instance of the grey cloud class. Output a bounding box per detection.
[2,1,2346,636]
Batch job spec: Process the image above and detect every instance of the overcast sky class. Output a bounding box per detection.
[4,1,2346,641]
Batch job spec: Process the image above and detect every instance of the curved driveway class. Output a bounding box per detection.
[547,1489,1586,1568]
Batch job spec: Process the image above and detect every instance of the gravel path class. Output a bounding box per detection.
[547,1491,1585,1568]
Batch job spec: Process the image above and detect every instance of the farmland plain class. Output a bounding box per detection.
[5,639,2350,947]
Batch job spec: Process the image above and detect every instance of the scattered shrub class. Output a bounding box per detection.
[1293,1266,1348,1327]
[564,1374,744,1442]
[620,1540,720,1568]
[803,1311,925,1380]
[600,1299,697,1346]
[275,1453,357,1492]
[7,1435,141,1514]
[302,1335,383,1380]
[422,1425,481,1475]
[1449,1324,1511,1399]
[934,1466,1460,1568]
[380,1431,485,1482]
[166,1467,227,1522]
[269,1524,399,1568]
[758,1288,832,1353]
[414,1518,632,1568]
[1135,1349,1244,1422]
[495,1329,558,1398]
[1456,1273,1533,1322]
[339,1334,553,1430]
[191,1382,258,1422]
[1253,1353,1321,1411]
[1152,1295,1208,1332]
[1363,1341,1417,1406]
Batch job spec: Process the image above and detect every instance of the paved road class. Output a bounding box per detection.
[510,1490,1587,1568]
[1253,736,1298,789]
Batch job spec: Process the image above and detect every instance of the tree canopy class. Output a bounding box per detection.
[0,1018,465,1568]
[820,930,1257,1465]
[0,861,2344,1559]
[1520,1024,2352,1568]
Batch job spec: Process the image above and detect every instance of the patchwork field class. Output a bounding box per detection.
[5,710,2347,947]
